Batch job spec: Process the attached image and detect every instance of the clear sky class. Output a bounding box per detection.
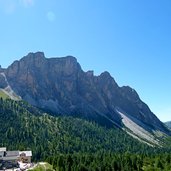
[0,0,171,122]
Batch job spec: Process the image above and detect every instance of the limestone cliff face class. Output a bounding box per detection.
[3,52,169,134]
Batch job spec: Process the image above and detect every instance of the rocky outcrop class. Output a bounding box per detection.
[165,121,171,129]
[0,73,8,89]
[2,52,170,138]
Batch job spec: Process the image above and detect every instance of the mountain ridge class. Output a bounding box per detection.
[0,52,170,144]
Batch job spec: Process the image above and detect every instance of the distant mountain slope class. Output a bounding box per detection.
[0,99,154,161]
[0,72,21,100]
[0,52,170,144]
[165,121,171,129]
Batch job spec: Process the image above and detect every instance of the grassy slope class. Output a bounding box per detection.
[0,90,9,99]
[29,163,53,171]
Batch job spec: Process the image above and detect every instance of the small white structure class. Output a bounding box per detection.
[0,147,7,159]
[0,147,6,152]
[19,151,32,163]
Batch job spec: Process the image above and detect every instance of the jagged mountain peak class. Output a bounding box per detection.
[6,52,81,81]
[98,71,119,89]
[8,52,79,70]
[21,51,46,62]
[120,86,140,102]
[100,71,111,77]
[8,52,46,69]
[57,55,77,61]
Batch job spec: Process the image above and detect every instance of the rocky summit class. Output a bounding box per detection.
[0,52,170,144]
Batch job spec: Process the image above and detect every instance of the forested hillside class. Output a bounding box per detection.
[0,99,152,157]
[0,98,171,170]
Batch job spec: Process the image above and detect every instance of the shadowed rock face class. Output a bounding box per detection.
[3,52,170,133]
[165,121,171,129]
[0,74,7,88]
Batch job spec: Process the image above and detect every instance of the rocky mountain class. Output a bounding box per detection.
[165,121,171,129]
[0,52,170,144]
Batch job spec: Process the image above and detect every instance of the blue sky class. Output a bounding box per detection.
[0,0,171,121]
